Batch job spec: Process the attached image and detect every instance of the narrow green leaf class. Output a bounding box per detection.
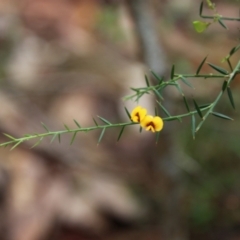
[124,107,131,120]
[211,112,233,120]
[70,132,77,145]
[207,62,229,75]
[222,80,228,92]
[58,134,61,143]
[98,128,106,144]
[117,126,125,141]
[199,103,211,109]
[218,19,228,30]
[10,141,22,150]
[151,70,163,83]
[41,122,50,132]
[153,88,164,100]
[227,87,235,109]
[30,137,43,149]
[64,124,70,131]
[92,118,98,126]
[50,134,57,144]
[199,1,203,16]
[227,59,233,72]
[229,44,240,56]
[157,101,171,117]
[191,114,196,139]
[145,75,150,87]
[73,119,81,128]
[180,76,193,88]
[183,96,190,112]
[171,65,175,79]
[196,119,204,132]
[3,133,16,140]
[97,116,111,125]
[175,83,183,96]
[196,55,208,75]
[139,126,142,133]
[193,99,203,119]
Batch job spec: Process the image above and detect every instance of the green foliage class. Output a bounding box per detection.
[193,0,240,33]
[0,1,240,148]
[193,21,211,33]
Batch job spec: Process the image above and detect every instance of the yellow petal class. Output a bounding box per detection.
[140,115,164,132]
[130,106,147,123]
[152,116,164,131]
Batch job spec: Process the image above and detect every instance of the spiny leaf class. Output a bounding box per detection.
[211,112,233,120]
[117,126,125,141]
[64,124,70,131]
[10,141,22,150]
[3,133,16,140]
[180,76,193,88]
[97,116,111,125]
[193,21,211,33]
[70,132,77,145]
[199,103,211,109]
[153,88,163,100]
[175,83,184,96]
[157,101,171,117]
[227,59,233,71]
[227,87,235,109]
[124,107,131,120]
[183,96,190,112]
[30,137,43,149]
[191,114,196,139]
[41,122,50,132]
[199,1,203,16]
[145,75,150,87]
[50,134,57,144]
[207,62,229,75]
[196,55,208,75]
[92,118,98,126]
[229,44,240,56]
[222,80,228,92]
[151,70,163,83]
[193,99,203,119]
[218,19,228,30]
[73,119,81,128]
[98,128,106,144]
[171,65,175,79]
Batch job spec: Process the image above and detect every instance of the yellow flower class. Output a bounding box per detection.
[140,115,164,132]
[131,106,147,123]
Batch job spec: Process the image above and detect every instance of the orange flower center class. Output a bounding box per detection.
[135,113,140,122]
[147,122,155,130]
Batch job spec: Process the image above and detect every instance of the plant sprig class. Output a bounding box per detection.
[0,1,239,149]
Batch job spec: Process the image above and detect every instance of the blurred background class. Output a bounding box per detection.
[0,0,239,240]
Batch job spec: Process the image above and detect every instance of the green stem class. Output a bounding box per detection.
[201,15,240,21]
[163,105,212,121]
[174,74,228,78]
[196,60,240,132]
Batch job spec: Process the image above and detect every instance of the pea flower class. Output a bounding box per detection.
[131,106,147,123]
[140,115,164,132]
